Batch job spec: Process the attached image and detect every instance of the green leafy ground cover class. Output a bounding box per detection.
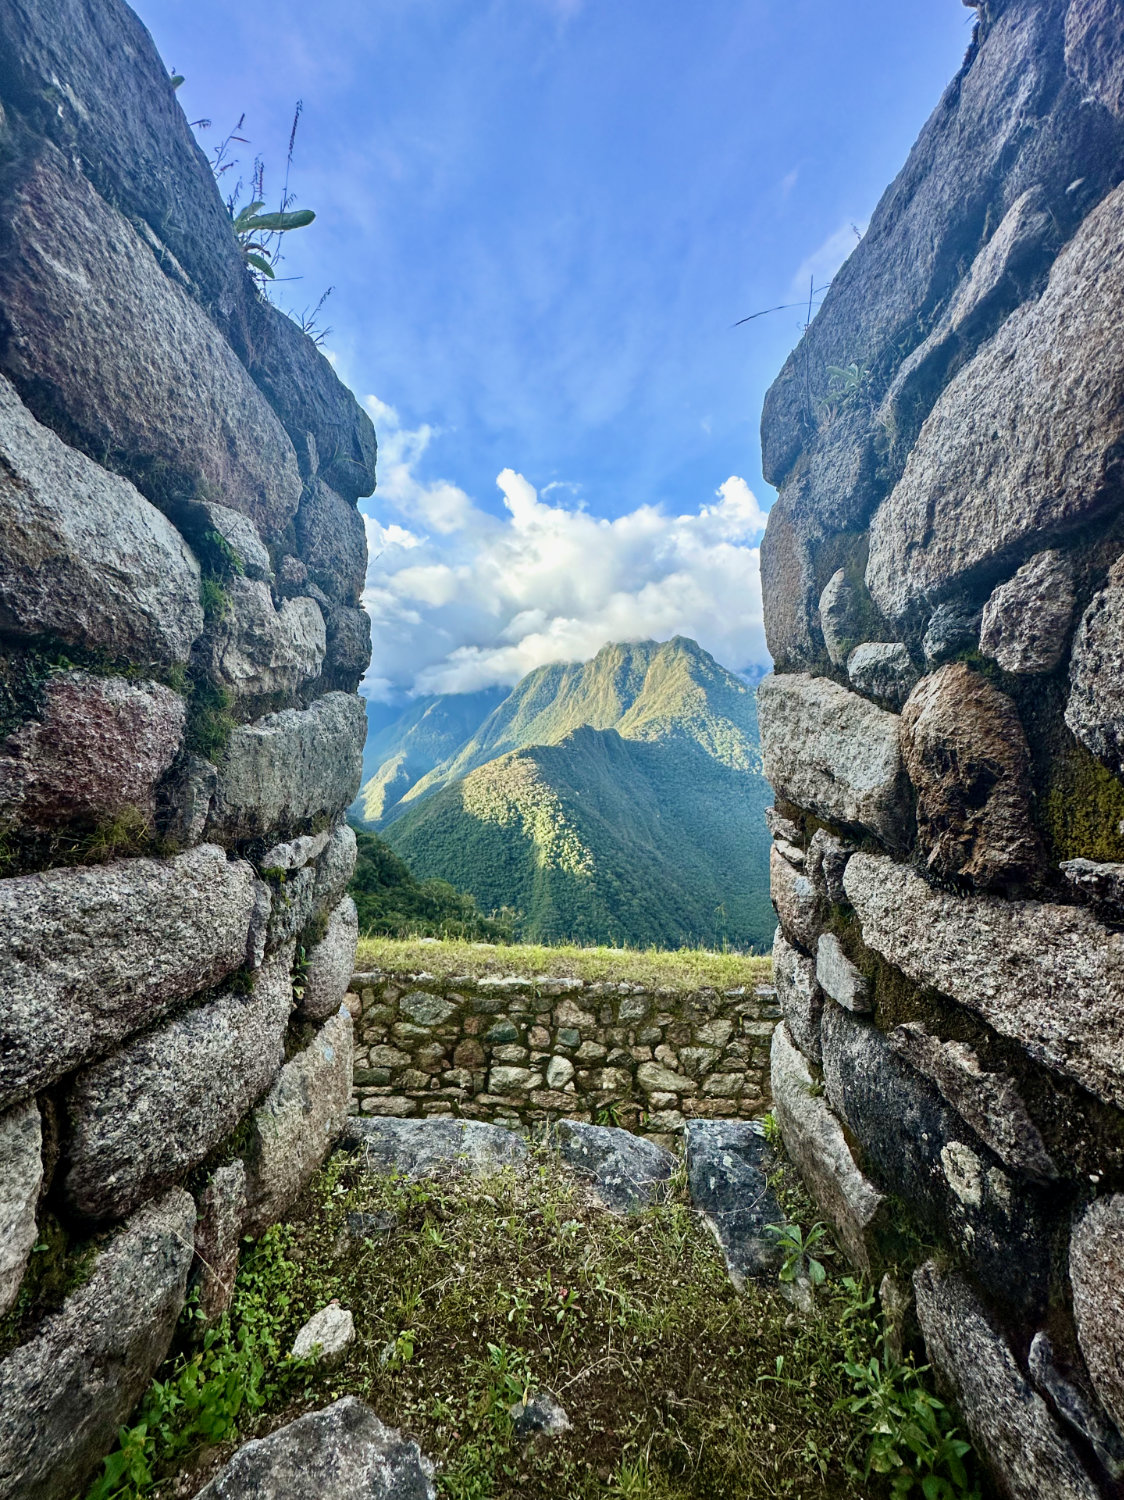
[85,1143,983,1500]
[353,934,773,992]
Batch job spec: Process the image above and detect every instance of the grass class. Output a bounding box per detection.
[85,1144,984,1500]
[354,934,772,993]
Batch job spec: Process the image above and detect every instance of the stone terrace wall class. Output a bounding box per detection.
[757,3,1124,1497]
[348,969,780,1145]
[0,3,374,1495]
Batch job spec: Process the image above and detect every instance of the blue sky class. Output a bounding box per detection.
[141,0,971,699]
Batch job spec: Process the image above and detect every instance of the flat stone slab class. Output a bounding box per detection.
[685,1121,783,1288]
[844,852,1124,1110]
[553,1121,676,1215]
[196,1397,434,1500]
[341,1117,529,1180]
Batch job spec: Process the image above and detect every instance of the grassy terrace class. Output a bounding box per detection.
[87,1145,984,1500]
[353,935,773,992]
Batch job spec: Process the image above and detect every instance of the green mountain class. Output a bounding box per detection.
[363,638,774,952]
[353,688,506,824]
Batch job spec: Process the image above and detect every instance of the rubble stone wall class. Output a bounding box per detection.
[756,3,1124,1496]
[0,3,373,1495]
[348,969,779,1145]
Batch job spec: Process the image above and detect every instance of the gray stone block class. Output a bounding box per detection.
[1070,1194,1124,1437]
[980,549,1076,674]
[299,897,359,1021]
[914,1261,1100,1500]
[60,944,294,1221]
[554,1120,676,1216]
[295,480,367,604]
[868,182,1124,622]
[770,1023,886,1273]
[341,1116,528,1182]
[0,374,202,665]
[195,1397,434,1500]
[207,694,366,844]
[0,1190,195,1500]
[821,1002,1051,1313]
[1066,552,1124,777]
[758,673,908,846]
[0,844,258,1110]
[0,143,301,534]
[195,1161,248,1326]
[844,852,1124,1110]
[846,642,919,707]
[815,934,870,1013]
[772,928,823,1064]
[202,579,325,702]
[0,1101,41,1317]
[770,844,824,953]
[685,1121,783,1287]
[887,1022,1056,1181]
[244,1009,354,1237]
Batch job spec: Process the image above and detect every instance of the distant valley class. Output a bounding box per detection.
[352,638,774,951]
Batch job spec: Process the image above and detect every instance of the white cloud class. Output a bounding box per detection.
[790,219,867,300]
[359,398,770,701]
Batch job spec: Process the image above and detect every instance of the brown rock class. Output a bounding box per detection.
[0,672,184,833]
[901,663,1042,887]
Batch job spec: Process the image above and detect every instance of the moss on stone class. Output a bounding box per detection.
[1041,740,1124,864]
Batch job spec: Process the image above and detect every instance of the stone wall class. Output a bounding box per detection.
[348,969,779,1144]
[0,3,373,1495]
[757,3,1124,1496]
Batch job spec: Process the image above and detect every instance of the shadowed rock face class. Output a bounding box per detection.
[0,144,303,532]
[685,1121,783,1287]
[866,182,1124,622]
[914,1262,1102,1500]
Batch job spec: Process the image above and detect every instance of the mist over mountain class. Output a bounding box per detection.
[353,638,773,950]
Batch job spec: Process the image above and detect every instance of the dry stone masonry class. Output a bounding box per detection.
[757,2,1124,1495]
[0,1,374,1494]
[348,969,779,1144]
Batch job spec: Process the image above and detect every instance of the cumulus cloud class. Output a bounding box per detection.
[359,398,770,701]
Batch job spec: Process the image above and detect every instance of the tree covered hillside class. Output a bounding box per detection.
[384,723,775,950]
